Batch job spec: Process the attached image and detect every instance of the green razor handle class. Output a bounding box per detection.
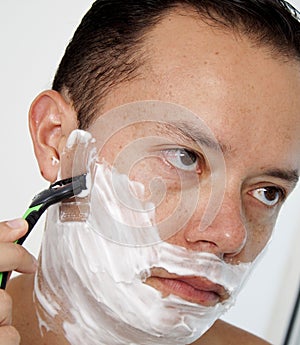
[0,175,87,289]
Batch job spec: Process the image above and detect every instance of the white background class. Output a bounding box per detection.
[0,1,300,344]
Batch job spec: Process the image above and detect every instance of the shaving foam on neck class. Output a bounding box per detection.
[33,161,252,345]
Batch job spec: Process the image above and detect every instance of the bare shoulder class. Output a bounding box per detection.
[192,319,272,345]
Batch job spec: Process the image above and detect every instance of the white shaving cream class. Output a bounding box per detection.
[34,164,252,345]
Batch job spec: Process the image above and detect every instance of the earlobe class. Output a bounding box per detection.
[29,90,78,182]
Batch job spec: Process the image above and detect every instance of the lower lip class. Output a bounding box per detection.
[151,277,220,306]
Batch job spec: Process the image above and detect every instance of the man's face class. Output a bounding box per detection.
[73,9,300,303]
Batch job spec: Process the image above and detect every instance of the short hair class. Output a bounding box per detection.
[52,0,300,129]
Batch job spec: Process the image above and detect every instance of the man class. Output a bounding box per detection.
[1,0,300,344]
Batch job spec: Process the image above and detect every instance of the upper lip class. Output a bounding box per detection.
[149,269,230,301]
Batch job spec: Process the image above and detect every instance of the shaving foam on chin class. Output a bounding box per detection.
[34,160,252,345]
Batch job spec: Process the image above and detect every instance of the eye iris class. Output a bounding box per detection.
[179,150,197,166]
[264,187,279,201]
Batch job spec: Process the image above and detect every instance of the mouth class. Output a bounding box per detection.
[145,268,230,307]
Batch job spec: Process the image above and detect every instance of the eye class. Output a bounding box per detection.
[250,187,285,207]
[162,148,201,172]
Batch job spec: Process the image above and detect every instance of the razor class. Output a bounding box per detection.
[0,174,87,289]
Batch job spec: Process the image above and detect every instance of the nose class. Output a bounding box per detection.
[183,193,247,258]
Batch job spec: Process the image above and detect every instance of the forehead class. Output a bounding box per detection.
[101,8,300,171]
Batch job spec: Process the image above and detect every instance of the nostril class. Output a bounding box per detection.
[184,221,247,256]
[184,237,223,256]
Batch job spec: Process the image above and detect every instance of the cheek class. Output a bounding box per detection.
[241,211,278,261]
[128,156,204,241]
[128,158,186,224]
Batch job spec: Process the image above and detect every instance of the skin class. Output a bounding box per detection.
[1,6,300,345]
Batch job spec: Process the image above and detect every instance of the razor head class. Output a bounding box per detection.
[20,174,88,245]
[30,174,87,208]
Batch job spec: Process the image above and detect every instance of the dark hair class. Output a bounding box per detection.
[52,0,300,129]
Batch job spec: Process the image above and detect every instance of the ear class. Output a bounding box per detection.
[29,90,78,182]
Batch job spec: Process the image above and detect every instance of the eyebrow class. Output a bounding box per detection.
[168,121,228,153]
[263,168,299,186]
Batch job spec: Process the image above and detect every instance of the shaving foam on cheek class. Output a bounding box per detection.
[33,159,253,345]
